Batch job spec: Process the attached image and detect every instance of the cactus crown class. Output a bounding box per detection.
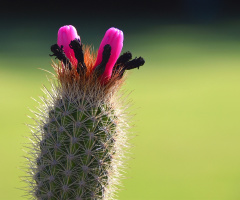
[25,26,145,200]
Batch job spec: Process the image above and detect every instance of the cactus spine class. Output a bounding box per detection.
[25,26,145,200]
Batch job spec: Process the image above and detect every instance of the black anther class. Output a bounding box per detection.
[69,39,87,74]
[113,51,132,74]
[116,51,132,65]
[50,44,72,70]
[94,44,111,77]
[125,57,145,70]
[119,56,145,78]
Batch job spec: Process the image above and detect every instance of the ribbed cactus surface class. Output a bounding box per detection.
[35,96,118,199]
[29,73,127,200]
[25,25,144,200]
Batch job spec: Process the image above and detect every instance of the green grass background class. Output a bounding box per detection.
[1,18,240,199]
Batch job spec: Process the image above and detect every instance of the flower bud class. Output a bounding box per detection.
[94,27,124,81]
[57,25,80,66]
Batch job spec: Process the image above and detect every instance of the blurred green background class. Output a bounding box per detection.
[1,2,240,199]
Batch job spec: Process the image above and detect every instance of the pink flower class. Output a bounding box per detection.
[57,25,80,66]
[94,27,124,82]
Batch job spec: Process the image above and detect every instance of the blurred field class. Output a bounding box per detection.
[1,19,240,200]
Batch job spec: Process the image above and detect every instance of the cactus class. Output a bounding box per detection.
[25,25,145,200]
